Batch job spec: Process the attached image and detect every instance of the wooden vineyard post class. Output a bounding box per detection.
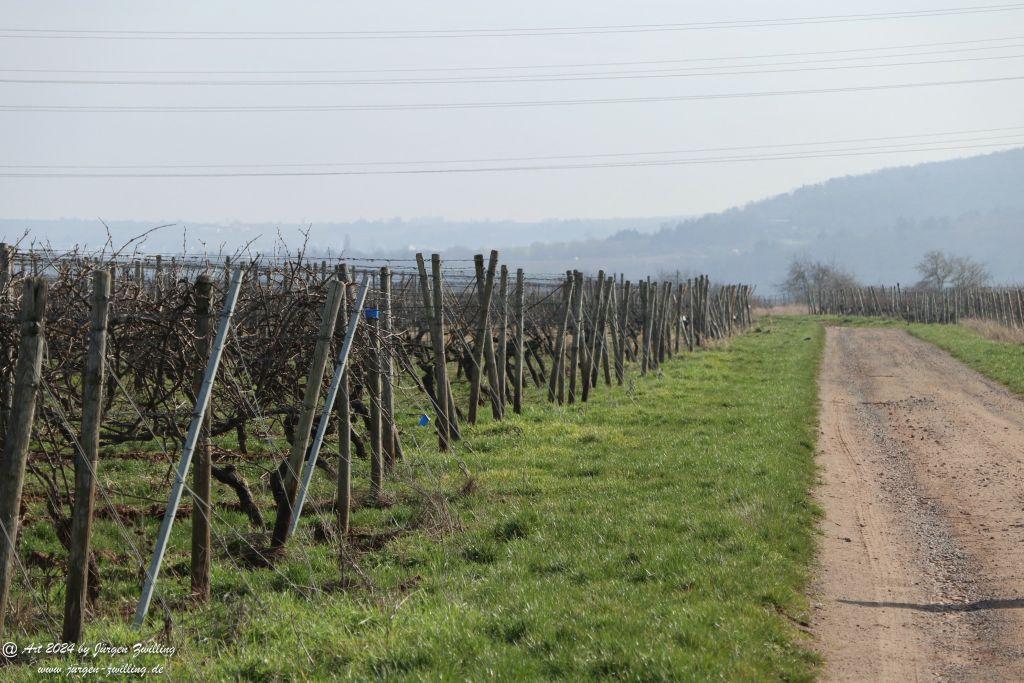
[618,280,632,377]
[291,275,371,536]
[618,280,626,362]
[659,281,672,364]
[686,279,695,352]
[663,280,671,358]
[727,285,737,336]
[380,267,396,469]
[190,274,213,602]
[469,255,486,422]
[640,281,650,375]
[650,282,660,365]
[598,277,614,386]
[671,280,679,352]
[662,281,672,359]
[652,283,663,367]
[568,271,585,404]
[416,254,450,450]
[0,243,11,291]
[336,270,353,540]
[271,278,343,548]
[710,283,719,338]
[656,282,668,366]
[726,285,735,336]
[692,277,701,345]
[734,285,742,330]
[694,276,705,346]
[744,285,753,329]
[608,278,623,385]
[432,255,460,442]
[481,252,502,420]
[62,270,111,643]
[567,273,580,403]
[513,268,525,414]
[496,265,509,409]
[660,282,669,358]
[589,274,610,393]
[547,275,574,403]
[670,281,680,348]
[558,271,571,404]
[582,270,604,402]
[154,255,163,299]
[0,243,12,446]
[367,283,384,502]
[0,278,47,641]
[469,251,500,422]
[652,282,663,366]
[703,275,711,344]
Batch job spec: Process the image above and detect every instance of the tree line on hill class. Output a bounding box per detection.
[781,251,992,303]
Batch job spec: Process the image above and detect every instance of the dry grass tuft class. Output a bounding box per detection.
[961,318,1024,344]
[754,304,808,317]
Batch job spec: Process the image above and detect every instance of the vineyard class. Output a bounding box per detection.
[808,283,1024,326]
[0,242,752,661]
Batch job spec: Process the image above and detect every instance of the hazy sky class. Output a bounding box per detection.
[1,1,1022,225]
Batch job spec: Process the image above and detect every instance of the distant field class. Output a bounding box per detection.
[9,317,824,681]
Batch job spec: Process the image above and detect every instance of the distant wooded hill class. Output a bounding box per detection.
[500,148,1024,291]
[4,148,1021,292]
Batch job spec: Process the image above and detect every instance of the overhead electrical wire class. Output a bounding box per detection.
[3,51,1024,86]
[3,139,1021,178]
[4,9,1020,184]
[3,126,1022,171]
[2,4,1023,39]
[2,74,1022,112]
[3,33,1022,75]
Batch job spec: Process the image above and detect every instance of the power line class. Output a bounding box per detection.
[3,52,1024,86]
[3,34,1023,76]
[4,127,1023,170]
[1,140,1020,178]
[2,4,1023,40]
[2,74,1021,112]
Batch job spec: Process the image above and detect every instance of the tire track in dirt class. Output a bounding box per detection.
[812,327,1024,681]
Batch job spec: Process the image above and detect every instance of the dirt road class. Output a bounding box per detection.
[812,327,1024,681]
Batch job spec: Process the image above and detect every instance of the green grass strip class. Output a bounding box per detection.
[9,317,825,681]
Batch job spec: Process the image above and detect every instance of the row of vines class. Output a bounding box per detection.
[0,242,751,654]
[809,284,1024,326]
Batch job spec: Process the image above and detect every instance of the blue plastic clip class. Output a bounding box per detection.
[364,307,380,320]
[418,414,431,427]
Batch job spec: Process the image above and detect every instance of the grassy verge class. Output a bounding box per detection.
[8,317,825,681]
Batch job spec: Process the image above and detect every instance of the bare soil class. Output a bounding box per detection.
[812,327,1024,681]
